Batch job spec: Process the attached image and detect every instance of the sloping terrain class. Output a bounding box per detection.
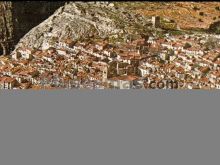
[14,2,220,50]
[116,2,220,30]
[15,2,150,49]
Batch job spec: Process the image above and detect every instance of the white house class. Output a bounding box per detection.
[18,48,35,60]
[12,51,21,60]
[138,66,151,77]
[57,49,67,56]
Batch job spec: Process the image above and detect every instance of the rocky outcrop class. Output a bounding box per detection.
[2,1,220,55]
[15,2,151,50]
[0,1,65,55]
[0,2,13,55]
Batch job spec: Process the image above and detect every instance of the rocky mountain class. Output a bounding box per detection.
[0,1,65,55]
[4,1,220,53]
[15,2,151,50]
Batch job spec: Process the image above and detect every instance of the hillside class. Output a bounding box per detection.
[4,1,220,52]
[115,2,220,30]
[2,2,220,90]
[15,2,151,50]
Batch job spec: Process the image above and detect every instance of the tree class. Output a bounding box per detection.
[193,6,200,11]
[72,68,78,76]
[198,18,203,22]
[183,43,192,49]
[108,62,117,78]
[168,49,175,56]
[215,6,220,11]
[209,21,220,34]
[110,52,117,58]
[102,58,110,63]
[199,12,204,16]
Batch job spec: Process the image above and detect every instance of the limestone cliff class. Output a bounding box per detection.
[0,1,65,55]
[15,2,151,50]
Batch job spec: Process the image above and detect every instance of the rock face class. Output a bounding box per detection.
[0,1,65,55]
[0,2,13,55]
[2,1,220,55]
[15,2,151,50]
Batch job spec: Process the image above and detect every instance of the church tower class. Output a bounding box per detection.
[152,16,160,28]
[102,65,108,82]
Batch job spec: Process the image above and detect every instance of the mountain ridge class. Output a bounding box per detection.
[15,2,151,50]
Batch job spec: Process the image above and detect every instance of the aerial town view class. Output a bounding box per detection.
[1,1,220,89]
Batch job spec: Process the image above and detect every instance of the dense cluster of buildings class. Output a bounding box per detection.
[1,28,220,89]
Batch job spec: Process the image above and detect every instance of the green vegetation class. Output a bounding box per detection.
[209,21,220,34]
[193,6,200,11]
[160,18,178,31]
[155,31,166,39]
[183,43,192,49]
[168,49,175,56]
[168,30,184,36]
[102,58,110,63]
[108,61,118,77]
[108,36,124,44]
[198,18,203,22]
[199,12,204,16]
[110,52,117,58]
[114,2,147,10]
[215,6,220,11]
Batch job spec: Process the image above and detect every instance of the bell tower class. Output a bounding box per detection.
[152,16,160,28]
[102,65,108,82]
